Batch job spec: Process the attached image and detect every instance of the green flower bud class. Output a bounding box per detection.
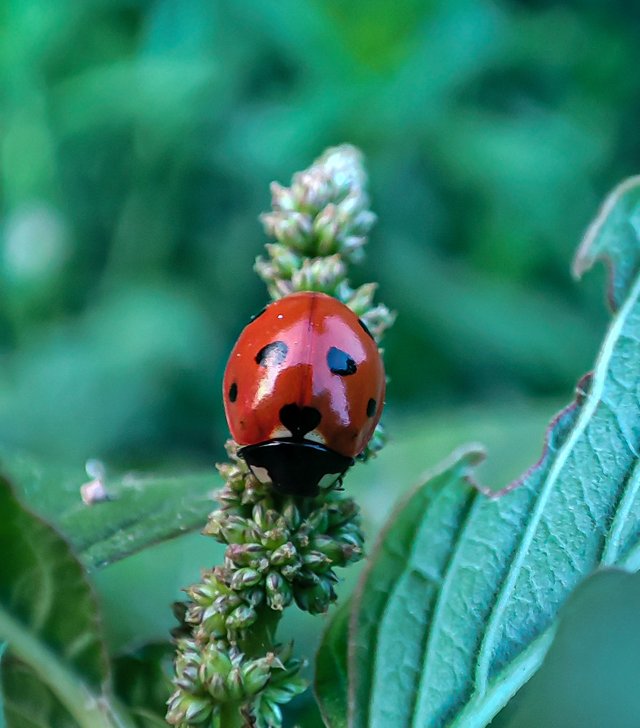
[294,578,335,614]
[165,692,184,724]
[280,659,305,680]
[265,571,283,593]
[291,173,330,214]
[302,550,332,572]
[202,511,225,539]
[294,569,320,586]
[281,500,301,530]
[226,667,245,701]
[230,567,262,590]
[201,610,226,638]
[205,513,250,544]
[273,642,293,665]
[241,482,266,505]
[226,542,267,567]
[199,645,232,684]
[327,498,359,527]
[269,182,296,212]
[325,570,340,584]
[264,675,308,704]
[208,672,228,702]
[175,665,198,691]
[250,582,267,602]
[294,533,310,552]
[313,204,341,255]
[211,592,242,613]
[311,535,343,562]
[172,600,188,624]
[266,243,301,276]
[264,211,313,251]
[280,563,301,580]
[184,696,213,723]
[258,698,283,728]
[339,530,364,549]
[186,583,216,606]
[265,571,293,611]
[270,542,297,566]
[306,508,329,532]
[262,526,289,550]
[242,658,271,695]
[185,603,203,625]
[342,542,363,564]
[251,503,269,531]
[291,255,345,293]
[346,282,376,316]
[226,604,258,630]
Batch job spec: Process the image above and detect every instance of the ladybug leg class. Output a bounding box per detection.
[334,475,345,491]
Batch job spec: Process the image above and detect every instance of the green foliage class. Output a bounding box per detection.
[2,660,78,728]
[0,450,217,569]
[0,476,132,728]
[113,644,175,727]
[3,0,639,466]
[315,177,640,726]
[2,3,640,724]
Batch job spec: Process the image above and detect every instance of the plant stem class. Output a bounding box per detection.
[219,702,247,728]
[0,611,135,728]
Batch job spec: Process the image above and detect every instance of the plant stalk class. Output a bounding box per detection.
[0,611,135,728]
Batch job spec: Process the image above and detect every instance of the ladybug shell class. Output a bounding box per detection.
[223,292,385,495]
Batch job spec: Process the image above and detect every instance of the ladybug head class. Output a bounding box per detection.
[239,437,353,497]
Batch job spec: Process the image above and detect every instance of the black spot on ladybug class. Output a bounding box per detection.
[250,307,267,323]
[358,318,374,340]
[228,382,238,403]
[327,347,357,376]
[255,341,288,367]
[279,404,322,439]
[366,398,376,417]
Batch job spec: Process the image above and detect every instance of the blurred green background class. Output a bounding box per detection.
[5,0,637,469]
[2,0,640,725]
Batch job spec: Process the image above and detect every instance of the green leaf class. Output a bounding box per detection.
[1,658,77,728]
[493,569,640,727]
[573,174,640,311]
[0,451,217,569]
[0,475,134,728]
[113,644,174,728]
[316,176,640,727]
[315,599,351,728]
[0,642,6,728]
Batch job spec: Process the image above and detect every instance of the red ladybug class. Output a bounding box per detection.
[223,292,385,496]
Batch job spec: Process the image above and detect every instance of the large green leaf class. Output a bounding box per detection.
[112,644,174,728]
[315,599,351,728]
[316,176,640,727]
[0,643,6,728]
[0,452,217,569]
[0,475,134,728]
[1,659,78,728]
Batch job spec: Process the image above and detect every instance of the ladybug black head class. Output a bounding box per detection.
[238,439,354,497]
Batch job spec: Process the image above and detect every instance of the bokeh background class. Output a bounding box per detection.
[2,1,640,726]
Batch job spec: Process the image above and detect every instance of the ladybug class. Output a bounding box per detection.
[223,291,385,497]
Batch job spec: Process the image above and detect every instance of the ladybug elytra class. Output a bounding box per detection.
[223,292,385,496]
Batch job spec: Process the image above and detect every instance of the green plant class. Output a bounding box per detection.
[1,148,640,728]
[166,145,394,727]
